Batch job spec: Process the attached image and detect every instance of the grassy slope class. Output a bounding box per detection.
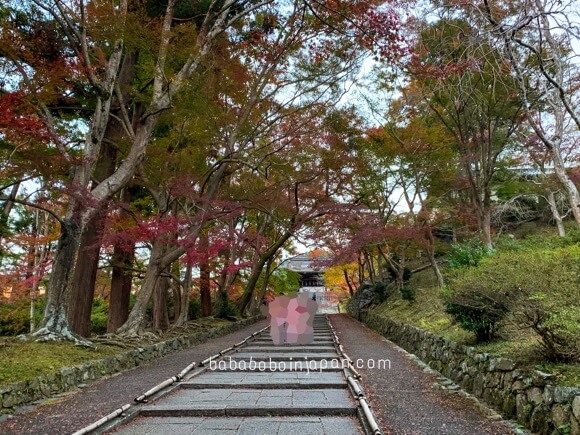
[370,268,580,386]
[0,317,231,385]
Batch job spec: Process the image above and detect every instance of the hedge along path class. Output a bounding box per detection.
[0,317,267,435]
[97,314,382,434]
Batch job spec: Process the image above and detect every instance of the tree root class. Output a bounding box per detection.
[93,318,227,345]
[93,331,160,348]
[31,327,95,348]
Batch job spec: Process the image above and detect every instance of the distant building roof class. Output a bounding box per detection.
[280,254,332,273]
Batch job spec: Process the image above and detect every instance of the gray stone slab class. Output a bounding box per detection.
[236,419,281,434]
[195,417,242,430]
[278,421,324,435]
[259,389,293,397]
[320,416,362,434]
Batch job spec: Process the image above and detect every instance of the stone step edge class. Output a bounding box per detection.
[139,406,357,417]
[194,367,344,372]
[227,356,340,361]
[236,349,337,354]
[180,382,347,389]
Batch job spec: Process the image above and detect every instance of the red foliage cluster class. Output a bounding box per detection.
[351,7,406,60]
[0,91,52,144]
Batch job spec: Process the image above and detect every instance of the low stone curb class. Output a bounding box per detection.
[354,311,580,435]
[0,316,263,412]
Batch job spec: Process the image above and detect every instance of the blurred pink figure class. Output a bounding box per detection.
[265,292,318,345]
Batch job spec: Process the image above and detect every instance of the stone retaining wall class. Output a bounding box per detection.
[358,311,580,435]
[0,316,262,412]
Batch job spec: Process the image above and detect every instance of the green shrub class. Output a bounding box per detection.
[401,285,416,301]
[446,238,489,269]
[188,297,201,320]
[90,297,108,335]
[371,281,389,302]
[90,312,108,335]
[443,246,580,360]
[0,297,45,336]
[213,291,238,319]
[443,287,507,342]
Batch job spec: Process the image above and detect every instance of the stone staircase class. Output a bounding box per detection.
[106,315,369,434]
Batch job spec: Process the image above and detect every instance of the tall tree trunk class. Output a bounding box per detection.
[546,190,566,237]
[33,218,89,343]
[29,210,49,332]
[67,209,107,336]
[343,269,354,297]
[107,241,134,332]
[248,257,273,314]
[153,273,170,331]
[199,236,212,317]
[364,249,376,283]
[67,128,118,336]
[551,146,580,226]
[426,233,444,288]
[107,187,135,333]
[473,191,493,250]
[200,263,212,317]
[398,252,407,292]
[169,262,181,323]
[1,182,20,249]
[358,250,365,284]
[117,242,166,335]
[481,206,493,250]
[175,263,192,326]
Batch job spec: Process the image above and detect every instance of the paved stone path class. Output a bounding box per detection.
[329,314,518,435]
[108,315,364,434]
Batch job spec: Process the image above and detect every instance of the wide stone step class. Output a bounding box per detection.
[248,341,335,347]
[111,416,362,434]
[240,346,336,353]
[202,359,345,372]
[140,388,356,417]
[228,352,339,361]
[263,335,333,340]
[182,371,347,389]
[252,337,334,343]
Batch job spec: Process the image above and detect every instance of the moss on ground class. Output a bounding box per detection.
[370,269,580,386]
[0,340,119,384]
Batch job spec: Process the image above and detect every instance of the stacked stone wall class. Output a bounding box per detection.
[0,316,262,411]
[357,311,579,435]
